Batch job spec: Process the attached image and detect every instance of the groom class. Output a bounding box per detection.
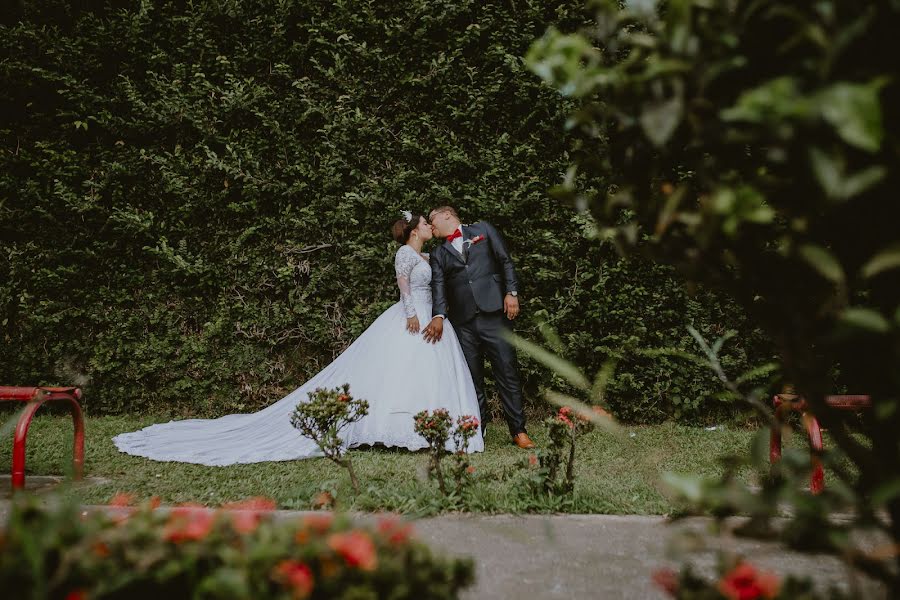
[423,206,535,449]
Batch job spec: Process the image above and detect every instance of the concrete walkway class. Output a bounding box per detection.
[0,485,887,599]
[414,513,885,599]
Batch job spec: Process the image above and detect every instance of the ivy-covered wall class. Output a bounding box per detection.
[0,1,770,422]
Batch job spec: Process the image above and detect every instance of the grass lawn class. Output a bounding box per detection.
[1,415,814,515]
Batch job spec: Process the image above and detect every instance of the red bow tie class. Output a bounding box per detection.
[446,230,463,243]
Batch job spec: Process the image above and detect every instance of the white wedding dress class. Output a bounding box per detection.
[113,245,483,465]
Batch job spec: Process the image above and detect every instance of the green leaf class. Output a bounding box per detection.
[590,359,618,404]
[809,147,886,202]
[507,333,590,390]
[875,400,897,421]
[861,244,900,278]
[840,307,891,334]
[721,77,809,124]
[798,244,844,283]
[734,362,779,386]
[661,472,704,503]
[640,94,683,147]
[818,82,884,152]
[871,478,900,507]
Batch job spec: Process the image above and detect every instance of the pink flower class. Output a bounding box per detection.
[164,504,216,543]
[222,497,277,534]
[458,415,479,432]
[301,512,334,534]
[718,563,780,600]
[376,515,414,545]
[108,492,135,507]
[328,530,378,571]
[273,560,314,598]
[528,454,538,467]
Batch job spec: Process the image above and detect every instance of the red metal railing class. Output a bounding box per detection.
[1,386,84,490]
[770,394,871,494]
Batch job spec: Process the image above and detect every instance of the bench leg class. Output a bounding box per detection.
[11,394,85,490]
[802,412,825,494]
[769,398,785,465]
[12,401,43,490]
[70,396,85,480]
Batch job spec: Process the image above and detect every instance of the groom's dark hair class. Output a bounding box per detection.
[429,205,458,219]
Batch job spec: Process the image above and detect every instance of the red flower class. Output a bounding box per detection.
[328,530,378,571]
[377,515,414,545]
[108,492,135,507]
[273,560,314,599]
[557,406,576,428]
[92,541,110,558]
[337,394,350,403]
[164,505,216,543]
[312,491,335,509]
[718,563,780,600]
[302,512,334,533]
[148,496,161,510]
[466,465,476,474]
[528,454,538,467]
[65,591,87,600]
[652,568,679,596]
[222,497,277,534]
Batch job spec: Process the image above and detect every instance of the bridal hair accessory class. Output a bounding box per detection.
[400,210,412,222]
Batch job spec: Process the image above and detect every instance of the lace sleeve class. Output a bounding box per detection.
[394,246,418,319]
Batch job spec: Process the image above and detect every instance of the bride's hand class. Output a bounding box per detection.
[406,316,420,334]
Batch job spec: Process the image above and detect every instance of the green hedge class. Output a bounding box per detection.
[0,0,771,423]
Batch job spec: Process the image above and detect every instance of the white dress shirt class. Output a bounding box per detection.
[450,225,464,254]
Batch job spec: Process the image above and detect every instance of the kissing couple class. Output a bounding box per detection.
[114,206,535,465]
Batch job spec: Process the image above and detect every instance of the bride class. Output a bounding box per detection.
[113,212,484,465]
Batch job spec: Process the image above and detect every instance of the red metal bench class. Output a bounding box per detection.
[0,386,85,490]
[769,391,871,494]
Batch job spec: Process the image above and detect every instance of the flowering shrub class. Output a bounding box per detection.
[653,559,828,600]
[0,493,474,599]
[450,415,480,495]
[413,409,454,495]
[412,410,480,497]
[290,384,369,493]
[527,406,593,496]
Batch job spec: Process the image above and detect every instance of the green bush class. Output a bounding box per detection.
[0,0,769,423]
[528,0,900,592]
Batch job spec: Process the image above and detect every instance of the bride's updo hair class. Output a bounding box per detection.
[391,214,423,244]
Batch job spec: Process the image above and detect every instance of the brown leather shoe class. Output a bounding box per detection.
[512,433,536,449]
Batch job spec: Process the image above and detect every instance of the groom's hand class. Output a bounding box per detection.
[423,317,444,343]
[504,294,520,320]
